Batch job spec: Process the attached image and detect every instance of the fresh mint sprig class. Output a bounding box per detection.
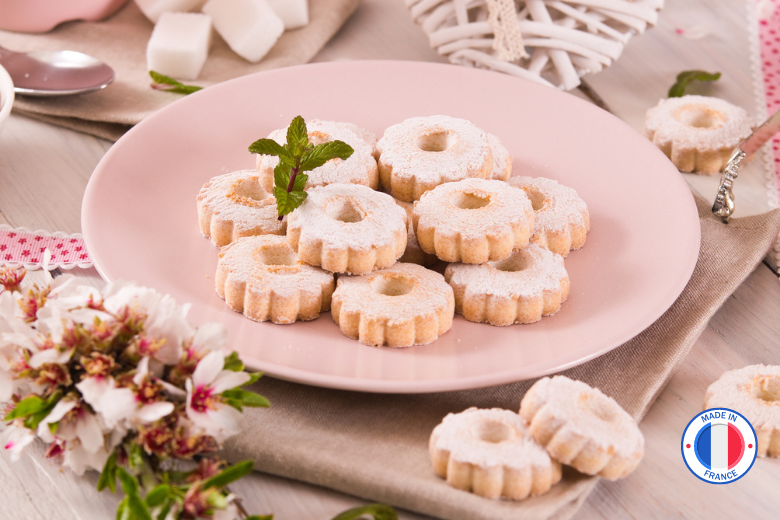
[668,70,721,97]
[149,70,203,94]
[248,116,354,219]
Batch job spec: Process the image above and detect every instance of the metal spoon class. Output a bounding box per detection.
[0,45,114,97]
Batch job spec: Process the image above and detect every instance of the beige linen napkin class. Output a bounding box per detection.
[0,0,360,141]
[223,194,780,520]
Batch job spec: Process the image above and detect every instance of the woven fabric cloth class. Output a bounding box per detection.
[223,193,780,520]
[0,0,360,141]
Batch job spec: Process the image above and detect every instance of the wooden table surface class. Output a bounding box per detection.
[1,1,779,519]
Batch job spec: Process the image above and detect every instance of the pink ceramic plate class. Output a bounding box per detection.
[82,61,700,393]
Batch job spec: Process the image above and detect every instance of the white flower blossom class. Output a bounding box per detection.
[76,358,175,430]
[185,351,249,442]
[191,322,228,352]
[62,441,110,476]
[2,424,35,461]
[37,399,105,454]
[103,283,194,365]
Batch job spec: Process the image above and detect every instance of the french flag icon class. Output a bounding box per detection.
[694,421,745,470]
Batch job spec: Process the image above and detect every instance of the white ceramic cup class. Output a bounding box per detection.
[0,63,15,137]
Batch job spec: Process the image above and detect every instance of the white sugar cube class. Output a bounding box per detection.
[267,0,308,30]
[147,12,212,80]
[135,0,207,23]
[202,0,284,63]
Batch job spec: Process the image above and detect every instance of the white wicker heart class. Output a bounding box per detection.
[407,0,664,90]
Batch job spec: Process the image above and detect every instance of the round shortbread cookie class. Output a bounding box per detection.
[704,364,780,458]
[520,376,644,480]
[255,119,379,192]
[287,183,407,275]
[645,95,752,175]
[445,244,569,326]
[413,178,535,264]
[507,176,590,257]
[215,235,334,324]
[429,407,562,500]
[197,170,285,247]
[377,115,493,202]
[487,133,512,181]
[331,262,454,347]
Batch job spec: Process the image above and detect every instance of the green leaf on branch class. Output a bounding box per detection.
[222,388,270,409]
[6,391,59,420]
[117,467,140,496]
[145,484,170,507]
[202,460,254,489]
[6,390,62,430]
[331,504,398,520]
[129,443,145,472]
[668,70,721,97]
[116,498,129,520]
[300,141,354,172]
[98,452,118,493]
[223,351,244,372]
[127,495,153,520]
[245,372,263,386]
[206,490,229,509]
[246,516,274,520]
[149,71,203,95]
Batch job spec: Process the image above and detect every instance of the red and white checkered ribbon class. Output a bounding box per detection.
[759,0,780,197]
[0,225,92,270]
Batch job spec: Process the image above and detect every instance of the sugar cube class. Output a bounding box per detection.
[135,0,207,24]
[266,0,308,30]
[202,0,284,63]
[147,12,212,80]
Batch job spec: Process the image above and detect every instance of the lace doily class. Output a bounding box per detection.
[407,0,664,90]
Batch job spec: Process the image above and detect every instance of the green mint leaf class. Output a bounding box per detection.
[248,138,289,158]
[276,188,307,217]
[117,467,140,496]
[202,460,254,489]
[127,495,153,520]
[222,351,244,372]
[331,504,398,520]
[668,70,721,97]
[300,140,354,172]
[286,116,309,158]
[98,452,118,493]
[145,484,170,507]
[292,172,308,192]
[149,71,202,95]
[221,388,271,408]
[273,163,291,193]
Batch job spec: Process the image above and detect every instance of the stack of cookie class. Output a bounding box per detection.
[430,376,645,500]
[196,115,590,347]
